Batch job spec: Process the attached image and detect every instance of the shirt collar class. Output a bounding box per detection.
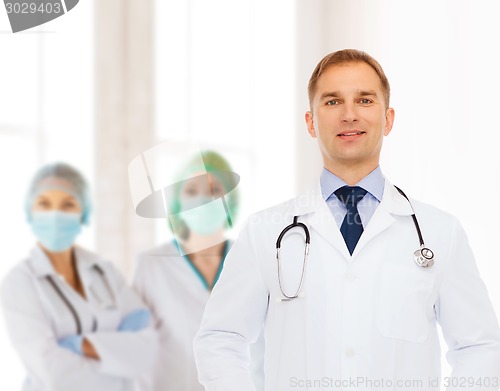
[320,165,385,202]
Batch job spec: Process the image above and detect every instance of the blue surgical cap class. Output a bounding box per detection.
[25,162,92,225]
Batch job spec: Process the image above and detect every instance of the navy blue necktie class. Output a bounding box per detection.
[334,186,368,255]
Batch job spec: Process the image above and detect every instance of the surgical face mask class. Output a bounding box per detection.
[30,211,82,252]
[179,196,229,236]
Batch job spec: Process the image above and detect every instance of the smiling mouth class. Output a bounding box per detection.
[337,131,366,137]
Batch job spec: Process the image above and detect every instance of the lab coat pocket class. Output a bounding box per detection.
[376,259,436,343]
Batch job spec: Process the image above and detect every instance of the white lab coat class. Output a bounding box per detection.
[194,179,500,391]
[0,245,159,391]
[133,241,264,391]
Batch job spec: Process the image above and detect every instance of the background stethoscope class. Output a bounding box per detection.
[275,185,435,301]
[46,265,116,334]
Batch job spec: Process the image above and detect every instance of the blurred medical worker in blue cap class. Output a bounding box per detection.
[133,150,263,390]
[0,162,159,391]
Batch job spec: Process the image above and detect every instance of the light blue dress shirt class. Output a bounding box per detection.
[320,166,385,229]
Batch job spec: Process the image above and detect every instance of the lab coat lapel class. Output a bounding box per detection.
[73,247,103,301]
[352,179,414,257]
[27,246,57,277]
[292,182,352,260]
[291,179,414,261]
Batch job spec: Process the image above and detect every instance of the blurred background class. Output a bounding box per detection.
[1,0,499,387]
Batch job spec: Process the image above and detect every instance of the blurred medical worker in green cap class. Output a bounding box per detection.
[133,150,263,390]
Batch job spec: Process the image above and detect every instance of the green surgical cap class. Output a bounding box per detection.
[169,150,239,234]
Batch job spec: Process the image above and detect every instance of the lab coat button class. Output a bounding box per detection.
[344,348,355,357]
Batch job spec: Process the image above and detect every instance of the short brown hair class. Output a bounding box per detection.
[308,49,390,110]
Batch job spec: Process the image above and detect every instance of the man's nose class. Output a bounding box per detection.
[340,103,358,123]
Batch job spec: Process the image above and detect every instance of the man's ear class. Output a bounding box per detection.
[305,111,316,138]
[384,107,395,136]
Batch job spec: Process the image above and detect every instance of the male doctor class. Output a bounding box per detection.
[193,49,500,390]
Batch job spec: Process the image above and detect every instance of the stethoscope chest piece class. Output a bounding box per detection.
[394,186,436,269]
[414,246,434,268]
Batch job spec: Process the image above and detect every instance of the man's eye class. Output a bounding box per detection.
[326,100,339,106]
[359,98,372,104]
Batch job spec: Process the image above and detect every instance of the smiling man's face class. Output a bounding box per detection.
[305,61,395,173]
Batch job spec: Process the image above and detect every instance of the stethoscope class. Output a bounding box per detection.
[46,265,116,334]
[275,185,435,301]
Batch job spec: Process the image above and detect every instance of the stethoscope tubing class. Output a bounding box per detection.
[276,216,311,300]
[46,275,82,335]
[46,265,115,335]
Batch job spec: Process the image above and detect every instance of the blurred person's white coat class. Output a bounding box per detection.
[1,246,159,391]
[133,240,264,391]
